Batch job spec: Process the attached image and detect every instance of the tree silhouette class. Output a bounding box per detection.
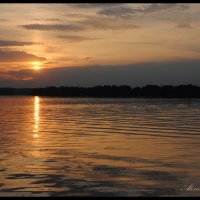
[0,84,200,98]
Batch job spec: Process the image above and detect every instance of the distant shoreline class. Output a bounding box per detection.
[1,84,200,98]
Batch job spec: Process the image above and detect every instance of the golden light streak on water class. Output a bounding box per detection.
[33,96,40,137]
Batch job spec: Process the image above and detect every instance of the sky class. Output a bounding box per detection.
[0,3,200,87]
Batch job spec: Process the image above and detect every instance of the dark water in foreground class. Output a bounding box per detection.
[0,96,200,196]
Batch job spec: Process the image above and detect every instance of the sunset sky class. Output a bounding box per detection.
[0,3,200,87]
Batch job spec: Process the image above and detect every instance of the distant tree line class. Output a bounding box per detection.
[0,88,31,96]
[0,84,200,98]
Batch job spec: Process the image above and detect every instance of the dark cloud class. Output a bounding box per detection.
[0,40,43,46]
[97,6,136,18]
[176,22,193,29]
[142,4,177,13]
[77,16,140,30]
[95,4,189,18]
[72,3,188,13]
[0,50,47,62]
[141,4,189,13]
[70,3,119,9]
[57,35,99,43]
[73,4,139,18]
[20,24,84,31]
[1,59,200,87]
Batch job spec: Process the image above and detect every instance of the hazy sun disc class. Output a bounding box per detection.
[32,61,42,70]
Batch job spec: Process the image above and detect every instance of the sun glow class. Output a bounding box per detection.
[32,61,42,70]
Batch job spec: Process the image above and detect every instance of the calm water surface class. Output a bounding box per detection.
[0,96,200,196]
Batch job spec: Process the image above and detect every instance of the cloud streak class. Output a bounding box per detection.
[0,50,47,62]
[20,24,84,31]
[0,40,42,46]
[0,73,33,81]
[57,35,99,43]
[176,22,193,29]
[21,19,140,31]
[0,18,9,22]
[32,18,61,22]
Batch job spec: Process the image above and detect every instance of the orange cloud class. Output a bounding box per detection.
[0,74,33,81]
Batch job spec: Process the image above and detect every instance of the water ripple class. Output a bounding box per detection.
[0,97,200,196]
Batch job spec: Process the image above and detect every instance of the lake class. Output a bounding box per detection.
[0,96,200,196]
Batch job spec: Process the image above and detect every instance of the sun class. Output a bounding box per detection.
[32,61,42,70]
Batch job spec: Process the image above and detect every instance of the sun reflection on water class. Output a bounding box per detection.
[33,96,40,137]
